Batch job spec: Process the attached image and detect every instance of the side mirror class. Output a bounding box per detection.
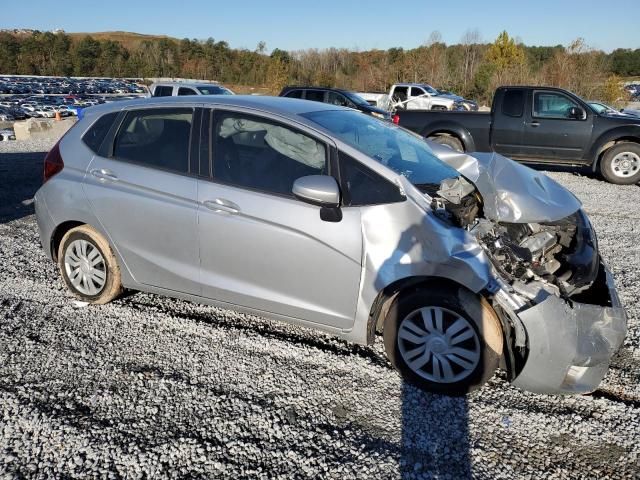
[568,106,586,120]
[292,175,340,208]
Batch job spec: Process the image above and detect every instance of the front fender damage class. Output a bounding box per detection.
[403,145,628,395]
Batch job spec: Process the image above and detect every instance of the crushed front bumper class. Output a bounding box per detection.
[510,263,627,395]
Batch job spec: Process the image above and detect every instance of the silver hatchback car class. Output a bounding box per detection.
[35,96,626,396]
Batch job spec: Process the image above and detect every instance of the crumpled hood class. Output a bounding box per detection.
[428,142,582,223]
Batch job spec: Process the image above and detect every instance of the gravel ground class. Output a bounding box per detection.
[0,139,639,479]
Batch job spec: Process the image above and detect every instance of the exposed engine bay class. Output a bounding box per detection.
[420,176,600,303]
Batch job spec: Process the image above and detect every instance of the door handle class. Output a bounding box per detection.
[203,198,240,214]
[528,121,540,128]
[90,168,119,182]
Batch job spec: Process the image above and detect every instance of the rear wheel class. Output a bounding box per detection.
[428,134,464,152]
[383,285,503,395]
[600,142,640,184]
[58,225,122,304]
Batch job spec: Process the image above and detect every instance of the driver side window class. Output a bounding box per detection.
[211,112,327,197]
[533,92,580,119]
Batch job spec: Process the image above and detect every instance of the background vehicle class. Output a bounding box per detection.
[149,81,235,97]
[358,83,477,111]
[0,128,15,141]
[34,96,625,396]
[279,86,392,121]
[396,86,640,184]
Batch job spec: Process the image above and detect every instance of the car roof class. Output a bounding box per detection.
[152,81,221,87]
[282,86,354,94]
[394,83,433,87]
[83,95,346,118]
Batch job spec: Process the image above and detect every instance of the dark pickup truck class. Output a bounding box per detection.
[397,86,640,184]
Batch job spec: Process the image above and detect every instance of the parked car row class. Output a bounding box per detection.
[0,76,146,95]
[0,92,148,121]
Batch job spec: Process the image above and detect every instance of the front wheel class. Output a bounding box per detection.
[600,142,640,184]
[383,285,503,396]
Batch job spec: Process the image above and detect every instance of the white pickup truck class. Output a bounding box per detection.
[358,83,477,111]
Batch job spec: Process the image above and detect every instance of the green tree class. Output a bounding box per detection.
[486,31,525,71]
[73,36,101,76]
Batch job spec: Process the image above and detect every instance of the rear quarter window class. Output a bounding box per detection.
[339,152,405,206]
[82,112,119,153]
[153,86,174,97]
[501,89,525,117]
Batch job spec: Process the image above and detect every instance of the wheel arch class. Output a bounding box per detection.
[421,123,475,152]
[50,220,86,262]
[367,276,477,343]
[589,127,640,172]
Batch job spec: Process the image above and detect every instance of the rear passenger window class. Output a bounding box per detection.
[113,108,193,174]
[178,87,197,96]
[153,86,173,97]
[285,90,303,99]
[339,152,405,206]
[82,112,118,153]
[305,90,325,102]
[212,112,327,197]
[502,89,525,117]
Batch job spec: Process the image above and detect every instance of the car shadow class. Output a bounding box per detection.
[400,385,471,478]
[0,151,46,223]
[372,223,473,478]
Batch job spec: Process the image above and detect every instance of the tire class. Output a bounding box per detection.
[58,224,123,304]
[428,135,464,152]
[599,142,640,185]
[383,285,503,396]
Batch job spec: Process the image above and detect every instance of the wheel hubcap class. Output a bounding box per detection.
[611,151,640,178]
[64,239,107,296]
[398,306,480,383]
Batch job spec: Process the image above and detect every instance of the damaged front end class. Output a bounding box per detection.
[424,146,627,394]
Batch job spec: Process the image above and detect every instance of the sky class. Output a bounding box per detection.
[3,0,638,53]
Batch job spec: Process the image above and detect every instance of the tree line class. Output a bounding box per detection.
[0,30,638,104]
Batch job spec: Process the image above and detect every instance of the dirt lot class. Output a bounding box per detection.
[0,141,639,479]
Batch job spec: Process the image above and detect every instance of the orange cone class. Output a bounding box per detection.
[55,111,61,121]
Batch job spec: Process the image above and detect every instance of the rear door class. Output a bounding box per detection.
[83,105,201,294]
[517,90,593,162]
[196,108,363,329]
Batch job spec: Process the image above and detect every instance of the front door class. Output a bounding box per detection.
[83,106,201,295]
[196,109,363,329]
[517,90,593,162]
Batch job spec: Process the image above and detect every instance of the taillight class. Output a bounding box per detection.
[392,114,400,125]
[43,141,64,183]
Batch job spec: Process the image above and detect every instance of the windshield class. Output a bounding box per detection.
[343,91,370,107]
[588,102,613,114]
[303,110,460,186]
[197,86,234,95]
[423,85,439,95]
